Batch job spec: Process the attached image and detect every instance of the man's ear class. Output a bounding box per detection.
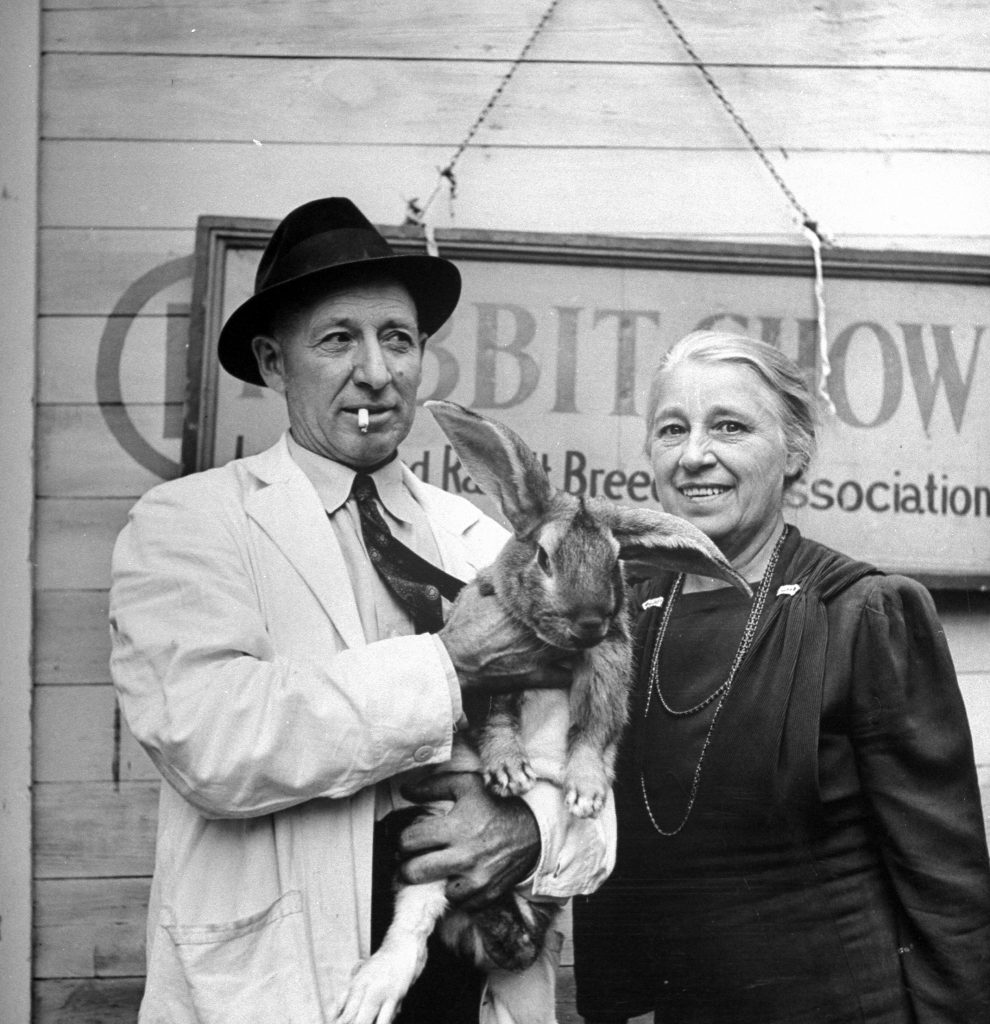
[251,334,286,394]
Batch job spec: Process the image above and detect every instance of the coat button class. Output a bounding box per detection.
[413,745,434,763]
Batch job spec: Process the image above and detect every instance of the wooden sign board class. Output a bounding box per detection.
[185,219,989,587]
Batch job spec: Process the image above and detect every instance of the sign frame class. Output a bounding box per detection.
[184,216,990,590]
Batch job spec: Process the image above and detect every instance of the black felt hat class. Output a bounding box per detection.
[217,197,462,386]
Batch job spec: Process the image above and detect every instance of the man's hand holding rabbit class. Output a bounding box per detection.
[439,584,573,693]
[397,772,541,911]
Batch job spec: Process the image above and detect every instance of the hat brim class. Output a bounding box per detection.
[217,253,462,386]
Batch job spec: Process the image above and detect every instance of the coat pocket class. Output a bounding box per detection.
[166,890,324,1024]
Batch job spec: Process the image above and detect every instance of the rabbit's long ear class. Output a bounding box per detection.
[597,502,751,595]
[425,401,553,535]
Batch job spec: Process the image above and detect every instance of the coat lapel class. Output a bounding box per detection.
[403,466,492,581]
[243,438,366,650]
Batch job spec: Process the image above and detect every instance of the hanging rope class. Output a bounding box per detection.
[646,0,818,233]
[803,223,836,414]
[408,0,834,409]
[406,0,564,226]
[646,0,834,409]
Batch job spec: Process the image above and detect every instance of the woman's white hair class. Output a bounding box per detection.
[644,330,821,487]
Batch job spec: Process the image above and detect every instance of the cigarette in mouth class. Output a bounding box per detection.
[357,408,370,434]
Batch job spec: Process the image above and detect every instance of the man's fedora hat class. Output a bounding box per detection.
[217,197,462,386]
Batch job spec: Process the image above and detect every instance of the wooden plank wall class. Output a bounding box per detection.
[1,1,40,1020]
[34,1,990,1021]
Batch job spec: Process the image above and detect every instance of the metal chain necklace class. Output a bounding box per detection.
[639,526,789,837]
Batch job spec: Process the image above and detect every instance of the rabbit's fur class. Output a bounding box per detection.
[331,402,748,1024]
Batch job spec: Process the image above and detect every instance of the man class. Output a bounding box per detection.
[109,197,615,1024]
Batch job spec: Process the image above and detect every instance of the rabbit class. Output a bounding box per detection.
[330,401,749,1024]
[426,400,749,818]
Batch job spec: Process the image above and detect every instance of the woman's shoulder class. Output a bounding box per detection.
[790,532,937,624]
[784,532,880,601]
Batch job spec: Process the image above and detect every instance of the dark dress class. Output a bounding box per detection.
[573,530,990,1024]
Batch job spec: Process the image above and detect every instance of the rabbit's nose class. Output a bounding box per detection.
[572,615,610,647]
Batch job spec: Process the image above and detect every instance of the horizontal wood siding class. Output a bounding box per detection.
[40,0,990,67]
[41,143,990,245]
[34,0,990,1019]
[44,56,990,151]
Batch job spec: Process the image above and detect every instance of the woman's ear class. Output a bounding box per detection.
[251,334,287,394]
[784,447,804,481]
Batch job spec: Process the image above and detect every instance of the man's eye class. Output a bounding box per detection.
[382,331,415,351]
[317,332,351,348]
[656,423,685,438]
[718,420,745,434]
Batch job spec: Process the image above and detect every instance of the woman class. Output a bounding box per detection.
[573,331,990,1024]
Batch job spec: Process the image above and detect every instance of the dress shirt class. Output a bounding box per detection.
[287,433,464,816]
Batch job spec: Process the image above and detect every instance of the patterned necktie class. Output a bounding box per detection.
[350,473,465,634]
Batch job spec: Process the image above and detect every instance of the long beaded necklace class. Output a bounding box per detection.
[639,526,788,837]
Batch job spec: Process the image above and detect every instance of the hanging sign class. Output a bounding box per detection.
[185,218,989,587]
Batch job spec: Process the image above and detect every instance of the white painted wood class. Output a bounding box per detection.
[37,404,182,497]
[43,55,990,150]
[41,0,990,67]
[34,878,150,978]
[33,685,157,783]
[34,978,145,1024]
[39,141,990,244]
[35,498,133,590]
[35,590,113,685]
[39,316,188,404]
[34,782,158,879]
[0,1,39,1020]
[39,227,194,315]
[960,674,990,765]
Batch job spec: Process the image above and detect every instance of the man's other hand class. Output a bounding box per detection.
[397,772,540,911]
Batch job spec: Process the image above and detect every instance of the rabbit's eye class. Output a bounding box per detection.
[536,545,552,574]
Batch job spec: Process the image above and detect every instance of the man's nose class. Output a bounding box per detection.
[351,336,391,389]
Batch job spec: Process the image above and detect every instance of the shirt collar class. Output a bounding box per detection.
[286,432,418,523]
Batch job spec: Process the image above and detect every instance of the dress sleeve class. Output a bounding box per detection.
[849,576,990,1023]
[109,482,459,819]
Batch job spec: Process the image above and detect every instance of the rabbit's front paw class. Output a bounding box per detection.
[563,748,610,818]
[484,755,537,797]
[479,724,536,797]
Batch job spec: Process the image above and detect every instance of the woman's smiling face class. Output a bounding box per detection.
[648,359,801,563]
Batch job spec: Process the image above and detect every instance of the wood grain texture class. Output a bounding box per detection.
[43,54,990,151]
[33,978,145,1024]
[35,590,112,684]
[35,498,133,591]
[34,685,157,783]
[37,404,182,498]
[42,0,990,67]
[39,229,193,315]
[34,878,150,978]
[39,315,188,404]
[40,141,990,243]
[34,781,158,879]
